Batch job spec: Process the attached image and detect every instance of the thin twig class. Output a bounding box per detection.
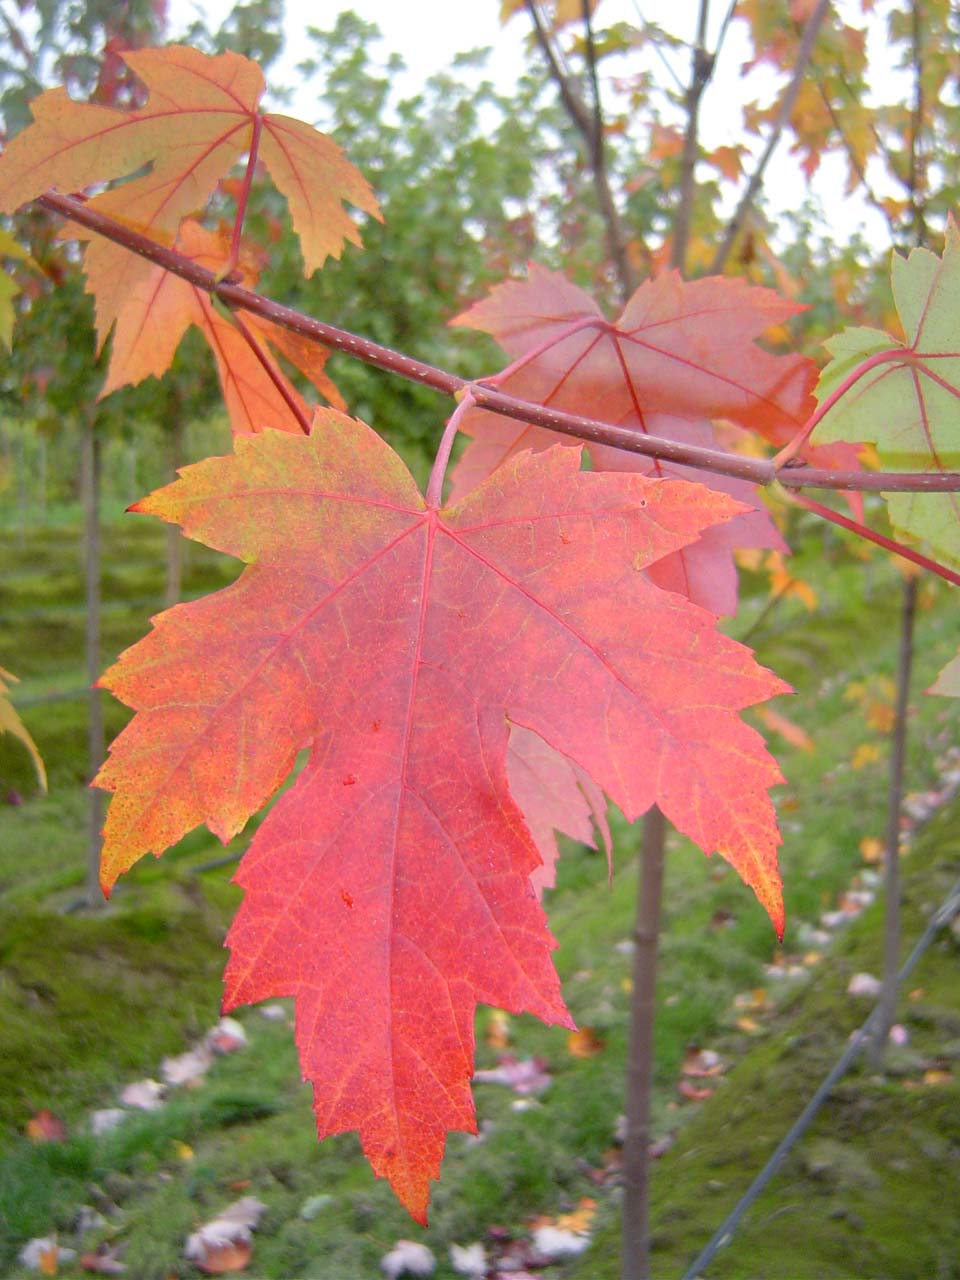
[907,2,927,247]
[672,0,713,273]
[524,0,640,297]
[713,0,739,62]
[582,0,605,152]
[710,0,832,274]
[814,79,899,240]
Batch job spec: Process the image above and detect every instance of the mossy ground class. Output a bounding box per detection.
[0,514,958,1277]
[571,799,960,1280]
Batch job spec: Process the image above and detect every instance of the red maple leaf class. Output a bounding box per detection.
[95,410,787,1219]
[450,264,820,613]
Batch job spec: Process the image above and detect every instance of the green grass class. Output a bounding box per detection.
[0,514,958,1276]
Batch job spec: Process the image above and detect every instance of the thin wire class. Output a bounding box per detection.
[681,868,960,1280]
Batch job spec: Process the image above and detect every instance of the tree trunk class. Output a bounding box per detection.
[165,399,185,608]
[621,806,666,1280]
[81,415,105,908]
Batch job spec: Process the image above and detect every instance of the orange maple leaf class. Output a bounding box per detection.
[0,45,381,274]
[80,219,342,432]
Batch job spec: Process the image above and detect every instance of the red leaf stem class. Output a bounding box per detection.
[773,348,908,467]
[227,306,312,435]
[793,493,960,587]
[224,111,263,281]
[425,391,477,508]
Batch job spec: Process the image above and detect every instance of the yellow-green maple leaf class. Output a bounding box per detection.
[813,220,960,570]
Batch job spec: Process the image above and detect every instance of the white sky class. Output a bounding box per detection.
[166,0,892,248]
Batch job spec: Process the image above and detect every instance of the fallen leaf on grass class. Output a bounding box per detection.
[80,1245,126,1275]
[678,1080,715,1102]
[567,1027,604,1058]
[532,1225,591,1260]
[709,909,736,930]
[847,972,881,998]
[162,1046,213,1087]
[860,829,885,860]
[733,988,769,1012]
[753,705,815,752]
[380,1240,436,1278]
[922,1068,952,1086]
[207,1016,247,1054]
[19,1238,76,1274]
[26,1110,66,1142]
[449,1242,487,1278]
[852,743,882,771]
[90,1109,127,1136]
[190,1240,252,1275]
[75,1207,108,1234]
[474,1055,552,1096]
[184,1197,266,1275]
[650,1133,676,1158]
[120,1079,165,1111]
[555,1198,597,1234]
[681,1047,725,1078]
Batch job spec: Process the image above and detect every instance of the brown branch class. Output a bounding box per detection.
[35,191,960,498]
[907,2,927,248]
[672,0,714,273]
[814,80,899,241]
[710,0,832,274]
[524,0,640,297]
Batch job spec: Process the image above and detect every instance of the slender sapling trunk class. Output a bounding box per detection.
[82,414,105,907]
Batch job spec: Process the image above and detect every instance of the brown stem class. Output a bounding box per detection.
[622,806,666,1280]
[524,0,640,297]
[32,193,960,500]
[869,574,916,1067]
[710,0,831,274]
[671,0,713,273]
